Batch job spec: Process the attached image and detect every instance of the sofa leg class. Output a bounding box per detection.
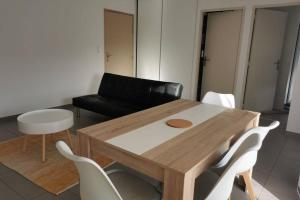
[75,107,80,118]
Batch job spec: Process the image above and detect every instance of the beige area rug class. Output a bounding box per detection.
[0,132,112,195]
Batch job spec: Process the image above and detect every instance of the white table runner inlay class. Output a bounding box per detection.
[107,104,228,155]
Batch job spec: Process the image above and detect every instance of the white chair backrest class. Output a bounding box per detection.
[202,91,235,108]
[206,150,258,200]
[56,141,123,200]
[214,121,280,169]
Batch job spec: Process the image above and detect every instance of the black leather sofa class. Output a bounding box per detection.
[73,73,183,118]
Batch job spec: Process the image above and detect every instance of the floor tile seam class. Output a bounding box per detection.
[257,134,288,199]
[0,175,26,200]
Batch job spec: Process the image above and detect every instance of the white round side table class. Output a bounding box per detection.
[17,109,74,162]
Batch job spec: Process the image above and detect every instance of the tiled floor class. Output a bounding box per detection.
[253,113,300,200]
[0,106,299,200]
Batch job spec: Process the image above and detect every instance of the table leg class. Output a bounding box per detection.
[79,133,91,158]
[23,135,28,152]
[163,169,195,200]
[66,129,73,149]
[42,135,46,162]
[254,115,260,127]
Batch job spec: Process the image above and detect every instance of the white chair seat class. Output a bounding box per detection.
[56,141,161,200]
[194,171,248,200]
[105,162,161,191]
[109,171,161,200]
[201,91,235,108]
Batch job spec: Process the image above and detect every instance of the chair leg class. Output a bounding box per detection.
[23,135,28,152]
[42,135,46,162]
[241,170,256,200]
[66,129,73,149]
[75,107,80,118]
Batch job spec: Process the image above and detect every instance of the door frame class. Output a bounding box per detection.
[286,24,300,105]
[195,8,245,101]
[104,9,136,77]
[196,13,208,101]
[191,1,300,107]
[243,4,300,110]
[243,8,288,111]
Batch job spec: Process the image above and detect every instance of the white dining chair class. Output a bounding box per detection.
[56,141,161,200]
[212,121,280,200]
[194,149,258,200]
[201,91,235,108]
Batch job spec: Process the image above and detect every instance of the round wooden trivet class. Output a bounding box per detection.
[166,119,193,128]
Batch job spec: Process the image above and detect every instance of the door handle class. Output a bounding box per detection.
[204,57,210,62]
[202,56,210,66]
[274,60,280,70]
[105,53,112,62]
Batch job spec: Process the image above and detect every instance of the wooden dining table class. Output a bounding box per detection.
[78,99,260,200]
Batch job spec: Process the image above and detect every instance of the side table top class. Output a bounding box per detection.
[17,109,74,134]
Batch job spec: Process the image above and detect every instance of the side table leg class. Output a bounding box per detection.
[66,129,73,149]
[42,135,46,162]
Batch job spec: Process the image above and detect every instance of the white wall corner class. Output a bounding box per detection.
[234,6,256,108]
[287,56,300,134]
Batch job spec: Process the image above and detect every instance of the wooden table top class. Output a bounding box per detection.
[78,99,260,176]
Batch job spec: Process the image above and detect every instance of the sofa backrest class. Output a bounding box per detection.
[98,73,183,108]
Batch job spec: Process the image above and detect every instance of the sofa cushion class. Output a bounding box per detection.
[98,73,183,108]
[73,73,183,118]
[73,95,143,118]
[148,82,184,107]
[98,73,151,108]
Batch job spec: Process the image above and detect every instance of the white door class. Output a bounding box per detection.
[104,10,134,77]
[201,10,243,98]
[244,9,287,112]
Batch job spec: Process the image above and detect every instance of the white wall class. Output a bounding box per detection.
[160,0,198,99]
[287,57,300,133]
[136,0,199,98]
[289,25,300,102]
[274,6,300,110]
[137,0,162,80]
[193,0,300,107]
[137,0,300,103]
[0,0,136,118]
